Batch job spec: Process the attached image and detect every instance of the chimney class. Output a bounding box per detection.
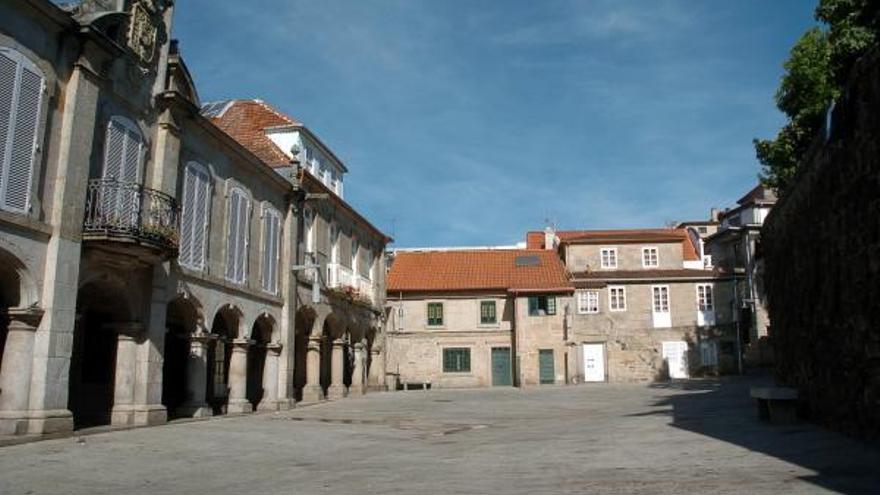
[543,225,557,250]
[710,208,721,222]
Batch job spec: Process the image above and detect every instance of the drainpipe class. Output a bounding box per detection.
[511,293,520,388]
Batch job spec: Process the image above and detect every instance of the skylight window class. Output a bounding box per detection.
[200,100,233,118]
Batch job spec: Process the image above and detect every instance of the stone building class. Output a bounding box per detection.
[385,249,573,389]
[704,184,776,366]
[527,227,735,382]
[0,0,388,437]
[208,99,391,402]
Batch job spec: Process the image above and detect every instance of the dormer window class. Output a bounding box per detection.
[600,248,618,269]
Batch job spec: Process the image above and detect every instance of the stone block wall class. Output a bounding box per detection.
[762,47,880,438]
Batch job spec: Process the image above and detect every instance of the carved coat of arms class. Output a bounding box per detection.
[127,1,160,65]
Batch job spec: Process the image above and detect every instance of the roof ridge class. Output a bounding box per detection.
[252,99,299,126]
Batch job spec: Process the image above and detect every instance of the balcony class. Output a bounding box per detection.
[326,263,375,308]
[82,179,179,260]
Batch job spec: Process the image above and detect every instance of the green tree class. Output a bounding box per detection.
[754,0,879,192]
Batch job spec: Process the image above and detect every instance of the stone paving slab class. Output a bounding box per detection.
[1,378,878,494]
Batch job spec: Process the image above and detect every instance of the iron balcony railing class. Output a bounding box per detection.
[83,178,179,252]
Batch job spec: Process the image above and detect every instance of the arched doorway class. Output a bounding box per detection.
[293,308,316,401]
[207,306,240,415]
[162,296,200,419]
[68,278,133,428]
[246,315,274,409]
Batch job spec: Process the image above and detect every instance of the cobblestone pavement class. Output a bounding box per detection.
[1,377,879,494]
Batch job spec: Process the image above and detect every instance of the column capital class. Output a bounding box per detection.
[331,338,346,348]
[266,342,283,354]
[4,307,44,331]
[231,338,253,349]
[352,341,366,352]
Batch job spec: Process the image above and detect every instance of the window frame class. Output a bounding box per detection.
[426,302,444,327]
[608,286,627,312]
[642,246,659,268]
[442,347,471,373]
[576,290,599,314]
[528,295,557,316]
[652,285,670,314]
[600,247,618,269]
[479,300,497,325]
[696,283,714,312]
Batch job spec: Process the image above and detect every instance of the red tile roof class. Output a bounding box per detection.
[209,100,298,167]
[387,250,574,293]
[571,269,727,284]
[526,228,700,261]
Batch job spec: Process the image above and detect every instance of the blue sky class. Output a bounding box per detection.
[173,0,817,248]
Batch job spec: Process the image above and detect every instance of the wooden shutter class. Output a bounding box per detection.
[103,120,126,179]
[192,167,210,270]
[0,49,44,214]
[225,189,241,281]
[262,208,281,293]
[178,165,196,267]
[235,194,250,283]
[180,163,210,271]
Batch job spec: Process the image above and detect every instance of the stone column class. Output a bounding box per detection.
[111,331,139,426]
[133,265,170,427]
[258,343,282,412]
[349,341,365,396]
[0,310,43,435]
[301,336,324,402]
[368,345,387,391]
[226,339,253,414]
[176,333,213,418]
[327,339,346,399]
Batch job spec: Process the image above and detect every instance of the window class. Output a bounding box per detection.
[480,300,497,324]
[642,247,659,268]
[261,205,282,294]
[652,286,670,313]
[395,305,404,330]
[365,249,374,280]
[528,296,556,316]
[443,348,471,373]
[212,339,227,397]
[609,286,626,311]
[600,248,618,269]
[0,47,44,214]
[427,302,443,326]
[224,186,250,284]
[700,340,718,366]
[697,284,714,311]
[698,226,708,234]
[100,116,144,224]
[178,162,211,271]
[576,290,599,314]
[329,224,339,263]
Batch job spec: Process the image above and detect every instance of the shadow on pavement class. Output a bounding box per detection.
[639,376,880,494]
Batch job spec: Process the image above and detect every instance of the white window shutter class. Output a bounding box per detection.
[179,165,196,267]
[237,196,250,283]
[0,49,43,214]
[192,168,210,270]
[225,190,240,281]
[103,120,126,179]
[122,128,142,182]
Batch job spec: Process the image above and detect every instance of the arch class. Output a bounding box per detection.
[68,277,137,428]
[293,306,317,400]
[246,313,275,409]
[205,304,243,415]
[0,245,38,309]
[161,295,204,418]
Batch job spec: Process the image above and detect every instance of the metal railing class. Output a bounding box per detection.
[327,263,374,304]
[83,178,179,251]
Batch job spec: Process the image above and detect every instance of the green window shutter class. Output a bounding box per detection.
[547,297,557,315]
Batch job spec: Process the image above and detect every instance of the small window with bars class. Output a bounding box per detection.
[427,302,443,326]
[443,348,471,373]
[528,296,556,316]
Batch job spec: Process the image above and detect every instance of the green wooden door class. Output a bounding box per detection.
[491,347,512,386]
[539,349,555,384]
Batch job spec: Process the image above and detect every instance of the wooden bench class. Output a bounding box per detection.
[751,387,799,424]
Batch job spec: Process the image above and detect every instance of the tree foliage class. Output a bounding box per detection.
[755,0,879,193]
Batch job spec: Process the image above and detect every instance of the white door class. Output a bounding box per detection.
[582,344,605,382]
[661,341,689,379]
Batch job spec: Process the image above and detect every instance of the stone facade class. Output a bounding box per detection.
[762,47,880,438]
[0,0,389,437]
